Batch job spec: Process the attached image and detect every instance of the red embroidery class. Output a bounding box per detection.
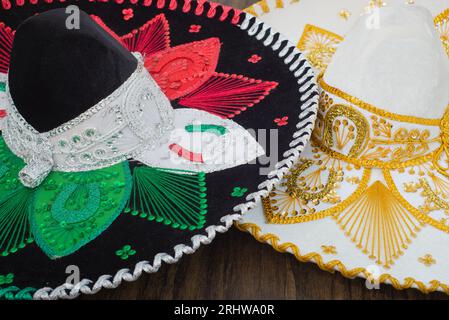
[169,143,204,163]
[248,54,262,64]
[122,8,134,21]
[1,0,242,26]
[144,38,220,100]
[121,14,170,56]
[0,22,13,73]
[274,116,289,126]
[189,24,201,33]
[178,73,278,118]
[94,14,277,118]
[0,109,7,118]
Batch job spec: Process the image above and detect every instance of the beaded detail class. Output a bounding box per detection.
[3,53,174,188]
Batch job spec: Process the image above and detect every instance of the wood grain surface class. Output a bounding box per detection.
[84,0,449,300]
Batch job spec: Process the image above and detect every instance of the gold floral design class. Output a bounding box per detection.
[418,254,436,267]
[321,245,337,255]
[297,25,343,72]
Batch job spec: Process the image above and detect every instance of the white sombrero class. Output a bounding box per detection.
[239,0,449,294]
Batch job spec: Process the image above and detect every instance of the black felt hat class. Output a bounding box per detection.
[0,0,318,299]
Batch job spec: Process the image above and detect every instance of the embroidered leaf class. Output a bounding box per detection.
[30,162,132,259]
[144,38,220,100]
[126,166,208,231]
[120,14,171,56]
[0,22,14,74]
[178,72,278,118]
[0,138,33,257]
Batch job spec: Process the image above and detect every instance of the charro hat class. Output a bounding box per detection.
[0,0,318,299]
[239,0,449,294]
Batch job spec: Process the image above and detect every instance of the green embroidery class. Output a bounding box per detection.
[115,244,136,260]
[51,183,101,224]
[0,273,13,285]
[0,286,35,300]
[231,187,248,197]
[30,162,132,259]
[0,82,5,92]
[185,124,227,136]
[126,167,208,231]
[0,138,33,257]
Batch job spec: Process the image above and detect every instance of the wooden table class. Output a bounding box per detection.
[85,0,449,300]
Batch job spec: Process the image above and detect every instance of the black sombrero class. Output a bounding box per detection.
[0,0,318,299]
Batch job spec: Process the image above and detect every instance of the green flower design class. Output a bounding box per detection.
[0,82,5,92]
[231,187,248,198]
[0,273,14,285]
[116,245,136,260]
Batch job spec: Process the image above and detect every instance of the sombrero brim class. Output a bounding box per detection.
[239,0,449,295]
[0,0,318,299]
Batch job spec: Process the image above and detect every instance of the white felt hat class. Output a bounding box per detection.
[239,0,449,294]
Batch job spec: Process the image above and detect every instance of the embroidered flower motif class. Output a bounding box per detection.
[248,54,262,64]
[116,245,136,260]
[0,109,7,118]
[0,273,14,285]
[0,82,5,92]
[274,116,289,127]
[339,9,351,21]
[122,8,134,21]
[418,254,436,267]
[73,14,278,119]
[321,245,337,255]
[231,187,248,198]
[189,24,202,33]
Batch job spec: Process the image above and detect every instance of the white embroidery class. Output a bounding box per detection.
[135,109,265,172]
[2,53,174,187]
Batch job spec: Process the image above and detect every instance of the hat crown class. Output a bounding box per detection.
[324,4,449,119]
[8,8,137,132]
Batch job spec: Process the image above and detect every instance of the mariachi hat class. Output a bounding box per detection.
[0,0,318,299]
[239,0,449,294]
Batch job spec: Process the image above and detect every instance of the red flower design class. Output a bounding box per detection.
[189,25,202,33]
[122,8,134,21]
[0,109,7,118]
[248,54,262,64]
[0,14,278,120]
[274,116,289,126]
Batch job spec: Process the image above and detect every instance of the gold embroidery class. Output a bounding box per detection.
[323,104,370,157]
[435,6,449,56]
[297,25,343,72]
[333,181,421,268]
[236,222,449,294]
[314,136,439,170]
[418,254,436,267]
[433,108,449,177]
[339,9,351,21]
[263,161,371,224]
[384,169,449,233]
[321,245,337,254]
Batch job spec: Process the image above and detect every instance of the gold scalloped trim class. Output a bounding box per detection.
[235,222,449,294]
[244,0,300,17]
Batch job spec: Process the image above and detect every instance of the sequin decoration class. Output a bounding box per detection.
[29,162,132,259]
